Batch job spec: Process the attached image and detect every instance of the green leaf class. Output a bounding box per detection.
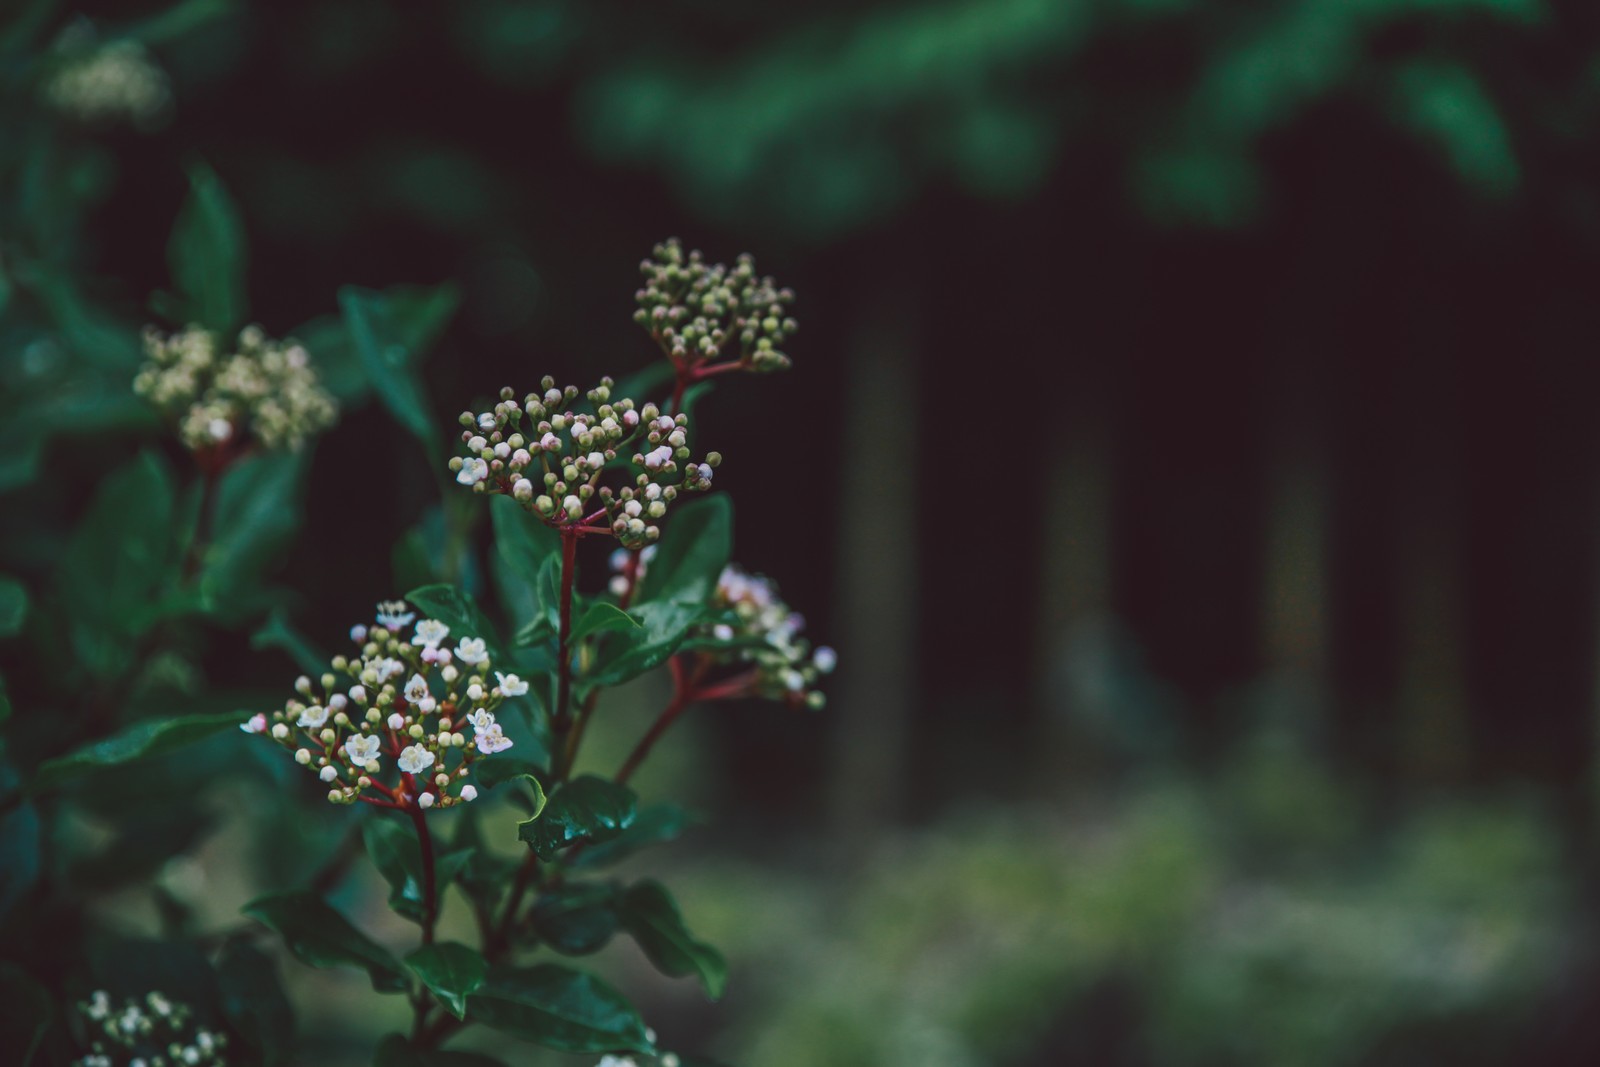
[571,804,700,869]
[216,935,295,1066]
[466,963,654,1054]
[364,817,437,925]
[475,759,549,819]
[250,608,328,676]
[60,452,180,642]
[0,964,51,1067]
[0,787,39,920]
[242,890,407,993]
[616,880,728,999]
[634,494,731,607]
[491,495,559,629]
[519,775,637,861]
[406,584,503,659]
[406,942,487,1020]
[199,451,308,604]
[0,576,27,637]
[168,161,247,332]
[340,285,458,447]
[572,602,641,641]
[372,1034,509,1067]
[30,711,245,792]
[529,883,620,956]
[585,598,706,688]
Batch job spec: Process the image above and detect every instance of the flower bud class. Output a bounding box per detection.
[294,749,311,765]
[271,723,289,740]
[418,793,435,809]
[388,712,405,730]
[409,724,425,739]
[513,478,533,501]
[319,765,338,782]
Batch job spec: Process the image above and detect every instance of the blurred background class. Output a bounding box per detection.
[7,0,1600,1062]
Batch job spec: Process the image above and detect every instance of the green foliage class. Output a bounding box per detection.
[617,880,729,1000]
[365,817,473,925]
[0,576,28,637]
[407,942,489,1020]
[519,775,638,860]
[166,160,247,332]
[373,1034,510,1067]
[29,711,244,791]
[341,284,459,449]
[465,963,655,1054]
[216,935,296,1066]
[243,890,409,993]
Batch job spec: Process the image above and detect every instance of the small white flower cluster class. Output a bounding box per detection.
[45,38,171,129]
[134,324,337,454]
[634,237,797,374]
[74,989,227,1067]
[242,601,523,809]
[449,377,721,549]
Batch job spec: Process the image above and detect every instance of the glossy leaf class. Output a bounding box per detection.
[168,161,247,332]
[617,880,728,999]
[0,576,27,637]
[217,935,295,1066]
[572,602,641,641]
[406,584,503,659]
[30,711,245,792]
[529,883,621,956]
[242,890,407,993]
[634,494,731,607]
[519,775,637,861]
[364,819,471,924]
[406,942,488,1020]
[466,963,654,1054]
[341,285,458,447]
[60,452,180,643]
[491,495,560,624]
[585,597,706,688]
[571,804,701,869]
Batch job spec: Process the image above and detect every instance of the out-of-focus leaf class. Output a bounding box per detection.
[365,817,446,925]
[199,450,308,606]
[529,882,620,956]
[217,935,295,1066]
[572,602,640,641]
[340,285,458,447]
[169,161,247,333]
[634,495,731,607]
[242,890,407,993]
[30,711,244,792]
[406,942,488,1020]
[406,584,503,658]
[491,495,560,628]
[616,879,727,999]
[0,576,27,637]
[0,964,51,1067]
[372,1034,509,1067]
[250,608,328,676]
[518,775,636,861]
[60,452,181,641]
[465,963,654,1054]
[0,764,40,920]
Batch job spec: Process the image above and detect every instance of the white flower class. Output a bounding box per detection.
[404,673,431,703]
[495,671,528,697]
[474,723,513,754]
[460,784,478,802]
[418,792,435,809]
[494,442,511,458]
[240,713,267,734]
[511,448,531,467]
[319,765,338,782]
[297,704,329,728]
[467,708,495,730]
[468,434,487,452]
[371,658,404,683]
[598,1057,639,1067]
[457,457,489,485]
[467,683,484,702]
[643,445,672,470]
[455,637,488,665]
[399,745,436,774]
[344,733,381,764]
[412,618,450,649]
[713,624,735,642]
[376,601,415,631]
[387,712,406,731]
[478,413,497,430]
[813,646,838,674]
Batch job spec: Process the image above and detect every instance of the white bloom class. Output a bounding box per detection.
[467,708,495,730]
[511,448,531,467]
[478,413,497,430]
[404,673,431,703]
[495,671,528,697]
[513,477,533,500]
[297,704,329,728]
[376,601,415,630]
[388,712,406,730]
[813,646,838,673]
[622,409,639,427]
[494,442,510,459]
[467,683,484,702]
[624,500,642,518]
[562,494,582,518]
[398,745,436,774]
[329,693,348,711]
[474,723,513,754]
[344,733,381,764]
[455,637,489,665]
[468,434,487,451]
[319,765,338,782]
[457,456,489,485]
[643,445,672,470]
[460,784,478,802]
[418,792,435,809]
[240,713,267,734]
[271,723,289,740]
[598,1057,640,1067]
[783,669,805,692]
[371,658,404,683]
[412,618,450,649]
[713,624,734,642]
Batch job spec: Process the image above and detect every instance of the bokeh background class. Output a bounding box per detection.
[7,0,1600,1063]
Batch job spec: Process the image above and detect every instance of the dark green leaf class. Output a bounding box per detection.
[0,791,39,920]
[450,809,517,907]
[406,942,487,1020]
[405,584,503,659]
[340,285,458,447]
[519,775,637,861]
[474,759,549,818]
[30,711,245,792]
[634,494,731,607]
[491,495,559,629]
[168,161,247,332]
[0,576,27,637]
[466,963,654,1054]
[288,314,366,402]
[610,361,675,408]
[572,602,641,641]
[199,451,308,605]
[571,804,700,869]
[372,1033,509,1067]
[217,935,295,1066]
[530,883,620,956]
[617,880,728,999]
[0,964,51,1067]
[585,598,706,688]
[60,452,180,644]
[242,890,407,993]
[364,817,435,925]
[250,608,328,676]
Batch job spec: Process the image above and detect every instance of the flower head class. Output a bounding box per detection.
[344,734,381,765]
[474,723,513,754]
[412,618,450,649]
[399,745,436,774]
[495,671,528,697]
[375,601,415,632]
[455,637,489,665]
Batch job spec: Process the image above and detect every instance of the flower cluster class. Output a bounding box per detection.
[242,601,523,809]
[634,238,797,375]
[449,377,721,548]
[74,990,227,1067]
[45,38,171,128]
[134,324,337,454]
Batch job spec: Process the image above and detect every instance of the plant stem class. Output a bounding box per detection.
[407,802,439,946]
[550,528,579,774]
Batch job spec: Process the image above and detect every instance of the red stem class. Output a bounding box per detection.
[406,802,439,945]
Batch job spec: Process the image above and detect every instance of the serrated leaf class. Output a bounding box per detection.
[168,161,247,332]
[242,890,407,993]
[617,880,728,999]
[372,1034,509,1067]
[0,576,27,637]
[340,285,458,447]
[519,775,637,861]
[30,711,245,792]
[406,942,487,1020]
[572,602,641,641]
[466,963,653,1054]
[217,935,295,1066]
